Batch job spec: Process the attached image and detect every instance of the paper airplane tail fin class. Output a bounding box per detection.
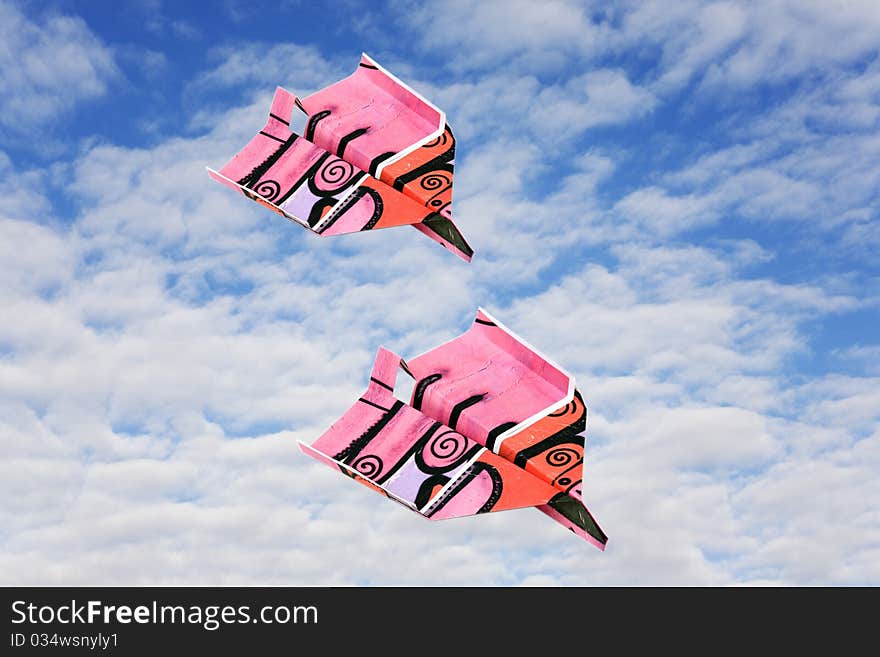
[538,493,608,550]
[211,87,298,185]
[414,216,473,262]
[205,86,314,227]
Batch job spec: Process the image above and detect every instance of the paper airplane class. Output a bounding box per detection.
[299,309,607,549]
[207,53,473,261]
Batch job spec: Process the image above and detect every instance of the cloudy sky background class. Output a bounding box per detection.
[1,0,878,585]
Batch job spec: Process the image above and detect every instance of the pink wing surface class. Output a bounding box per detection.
[299,311,607,549]
[208,54,472,261]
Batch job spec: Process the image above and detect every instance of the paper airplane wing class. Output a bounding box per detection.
[208,54,472,261]
[299,348,581,526]
[299,311,607,549]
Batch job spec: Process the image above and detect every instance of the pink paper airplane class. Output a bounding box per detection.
[208,53,472,261]
[299,309,607,548]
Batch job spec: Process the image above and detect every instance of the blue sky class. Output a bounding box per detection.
[1,0,878,584]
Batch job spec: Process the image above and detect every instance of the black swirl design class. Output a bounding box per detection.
[423,130,450,149]
[546,447,581,468]
[415,428,481,475]
[255,179,281,202]
[551,462,582,491]
[428,429,469,462]
[419,172,452,191]
[316,158,356,191]
[392,125,455,192]
[549,401,576,417]
[352,454,384,479]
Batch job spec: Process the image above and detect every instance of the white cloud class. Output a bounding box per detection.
[609,96,880,243]
[836,345,880,376]
[0,1,119,134]
[396,1,880,100]
[695,0,880,90]
[613,187,720,236]
[532,69,656,139]
[397,0,610,74]
[189,42,346,96]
